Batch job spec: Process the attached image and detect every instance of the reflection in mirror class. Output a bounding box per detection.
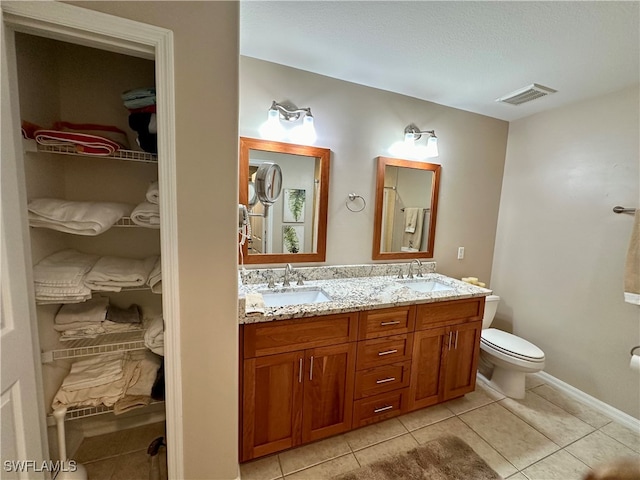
[372,156,441,260]
[239,137,330,264]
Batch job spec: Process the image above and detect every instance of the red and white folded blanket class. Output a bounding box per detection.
[31,121,130,156]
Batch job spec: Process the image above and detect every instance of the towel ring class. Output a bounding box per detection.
[346,193,366,212]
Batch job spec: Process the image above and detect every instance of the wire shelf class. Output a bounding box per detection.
[48,400,164,422]
[115,217,137,227]
[42,329,146,363]
[36,143,158,164]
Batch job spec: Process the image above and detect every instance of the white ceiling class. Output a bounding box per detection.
[240,1,640,122]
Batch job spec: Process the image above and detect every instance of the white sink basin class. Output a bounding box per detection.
[260,288,333,307]
[397,279,455,293]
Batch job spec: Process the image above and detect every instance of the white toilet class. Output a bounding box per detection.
[479,295,545,399]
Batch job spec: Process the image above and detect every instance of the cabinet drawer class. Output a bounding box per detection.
[356,334,413,370]
[352,388,409,427]
[354,361,411,399]
[415,298,484,330]
[358,306,415,340]
[243,312,358,358]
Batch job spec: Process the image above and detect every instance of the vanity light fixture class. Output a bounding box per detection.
[389,123,439,160]
[258,100,317,145]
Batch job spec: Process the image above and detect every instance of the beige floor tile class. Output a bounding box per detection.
[240,454,283,480]
[443,385,498,415]
[343,418,408,451]
[110,449,151,480]
[74,430,123,463]
[476,377,507,401]
[459,402,560,470]
[506,473,528,480]
[353,433,418,466]
[279,435,351,475]
[397,404,454,432]
[600,421,640,453]
[118,421,166,454]
[82,457,117,480]
[411,416,517,479]
[499,390,594,446]
[525,373,546,390]
[521,449,591,480]
[284,454,359,480]
[531,384,612,429]
[565,430,639,469]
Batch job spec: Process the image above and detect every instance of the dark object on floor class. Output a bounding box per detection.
[584,457,640,480]
[151,362,165,400]
[332,435,502,480]
[147,436,165,480]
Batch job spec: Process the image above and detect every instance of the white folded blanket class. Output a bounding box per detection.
[144,316,164,356]
[61,354,124,391]
[84,255,158,292]
[131,201,160,229]
[55,296,109,325]
[146,257,162,294]
[33,249,99,286]
[146,181,159,204]
[125,351,161,396]
[28,198,133,235]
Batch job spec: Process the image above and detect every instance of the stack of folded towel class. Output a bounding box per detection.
[146,257,162,294]
[114,351,162,415]
[121,87,157,154]
[27,121,130,156]
[84,255,158,292]
[144,316,164,356]
[28,198,133,235]
[131,181,160,228]
[33,249,99,304]
[54,299,143,340]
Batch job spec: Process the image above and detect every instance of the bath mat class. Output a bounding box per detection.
[333,435,502,480]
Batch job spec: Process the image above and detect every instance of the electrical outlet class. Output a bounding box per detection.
[457,246,465,260]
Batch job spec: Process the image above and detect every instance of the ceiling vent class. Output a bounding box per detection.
[496,83,557,106]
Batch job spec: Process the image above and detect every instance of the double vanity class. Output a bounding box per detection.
[238,263,491,462]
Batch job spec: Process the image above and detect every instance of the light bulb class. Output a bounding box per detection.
[290,113,316,145]
[259,108,286,141]
[425,135,439,157]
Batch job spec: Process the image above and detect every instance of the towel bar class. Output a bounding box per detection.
[613,206,637,214]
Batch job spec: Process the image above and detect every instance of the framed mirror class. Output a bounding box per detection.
[372,156,441,260]
[239,137,330,264]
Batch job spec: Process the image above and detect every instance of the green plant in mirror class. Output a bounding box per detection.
[288,189,305,221]
[283,225,300,253]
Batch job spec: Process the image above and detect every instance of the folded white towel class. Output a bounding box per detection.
[84,255,158,292]
[126,351,161,396]
[146,257,162,294]
[33,249,99,286]
[62,354,124,391]
[146,181,159,204]
[245,293,266,315]
[404,207,421,233]
[144,316,164,356]
[28,198,133,235]
[55,296,109,325]
[131,201,160,229]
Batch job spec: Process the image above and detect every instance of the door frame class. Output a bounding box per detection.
[0,2,184,478]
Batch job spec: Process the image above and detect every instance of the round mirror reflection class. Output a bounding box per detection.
[255,162,283,205]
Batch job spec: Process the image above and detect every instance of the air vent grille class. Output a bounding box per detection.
[496,83,557,106]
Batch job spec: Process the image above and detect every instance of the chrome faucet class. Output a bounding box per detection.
[283,263,294,287]
[408,259,423,279]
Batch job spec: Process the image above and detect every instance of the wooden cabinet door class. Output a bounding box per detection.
[408,326,447,411]
[302,343,356,443]
[242,351,304,461]
[443,321,482,401]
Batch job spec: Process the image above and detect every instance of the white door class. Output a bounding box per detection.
[0,17,48,479]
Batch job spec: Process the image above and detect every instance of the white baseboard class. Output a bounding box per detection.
[534,371,640,431]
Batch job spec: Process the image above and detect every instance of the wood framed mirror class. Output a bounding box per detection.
[239,137,330,264]
[372,156,441,260]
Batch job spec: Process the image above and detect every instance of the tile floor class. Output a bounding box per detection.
[240,374,640,480]
[73,421,167,480]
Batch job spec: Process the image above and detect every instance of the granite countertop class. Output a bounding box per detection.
[238,263,492,324]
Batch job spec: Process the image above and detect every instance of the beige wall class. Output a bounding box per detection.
[491,86,640,418]
[240,57,509,283]
[70,2,240,478]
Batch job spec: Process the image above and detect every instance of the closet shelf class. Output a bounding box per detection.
[36,143,158,164]
[41,329,146,363]
[47,400,164,423]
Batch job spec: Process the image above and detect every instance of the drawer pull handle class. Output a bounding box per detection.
[374,405,394,413]
[376,377,396,384]
[378,349,398,356]
[380,321,401,326]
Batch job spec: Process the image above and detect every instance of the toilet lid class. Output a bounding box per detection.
[481,328,545,361]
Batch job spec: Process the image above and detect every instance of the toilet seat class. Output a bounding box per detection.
[481,328,545,363]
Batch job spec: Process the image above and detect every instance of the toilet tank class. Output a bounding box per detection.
[482,295,500,329]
